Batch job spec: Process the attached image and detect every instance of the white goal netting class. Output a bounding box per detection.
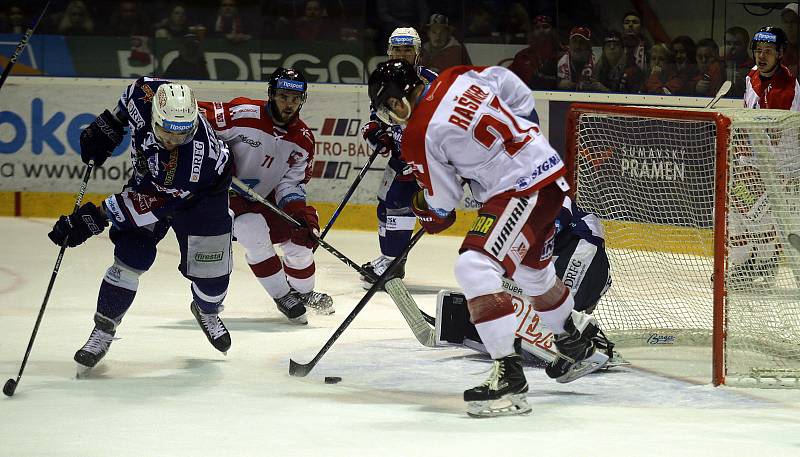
[570,106,800,387]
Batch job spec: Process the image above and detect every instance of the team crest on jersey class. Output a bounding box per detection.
[139,83,155,104]
[287,150,304,166]
[468,214,496,236]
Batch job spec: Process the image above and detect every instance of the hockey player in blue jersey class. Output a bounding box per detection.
[48,78,234,374]
[360,27,438,286]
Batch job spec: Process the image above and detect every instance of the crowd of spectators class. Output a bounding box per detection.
[1,0,799,95]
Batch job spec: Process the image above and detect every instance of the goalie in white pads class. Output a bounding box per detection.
[199,68,333,325]
[436,197,624,368]
[368,60,609,418]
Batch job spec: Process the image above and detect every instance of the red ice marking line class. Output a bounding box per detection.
[0,266,24,295]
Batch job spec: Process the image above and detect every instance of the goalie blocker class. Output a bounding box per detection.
[436,197,622,366]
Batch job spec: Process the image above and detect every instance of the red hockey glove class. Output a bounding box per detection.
[411,190,455,234]
[287,204,320,249]
[361,121,394,155]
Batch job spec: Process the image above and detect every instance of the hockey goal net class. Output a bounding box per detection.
[566,103,800,387]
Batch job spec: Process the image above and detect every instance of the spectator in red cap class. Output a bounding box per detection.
[508,14,563,89]
[420,13,471,72]
[557,26,596,91]
[594,30,644,93]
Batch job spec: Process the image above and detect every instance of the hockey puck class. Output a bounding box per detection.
[324,376,342,384]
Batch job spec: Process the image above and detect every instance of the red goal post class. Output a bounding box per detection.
[565,103,800,387]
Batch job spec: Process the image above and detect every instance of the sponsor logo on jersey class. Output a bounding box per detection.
[130,192,159,213]
[231,104,261,120]
[195,251,224,262]
[237,134,262,148]
[529,154,561,182]
[562,258,585,289]
[213,102,225,127]
[127,99,145,129]
[105,197,125,223]
[163,149,178,185]
[468,214,496,236]
[276,79,305,91]
[486,196,531,258]
[190,140,204,182]
[646,334,676,345]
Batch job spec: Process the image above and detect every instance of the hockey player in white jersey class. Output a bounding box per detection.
[199,68,333,325]
[360,27,438,286]
[368,60,609,417]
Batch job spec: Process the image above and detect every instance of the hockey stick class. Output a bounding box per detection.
[231,176,371,277]
[0,1,50,95]
[317,148,381,243]
[231,176,435,344]
[384,277,436,346]
[704,80,732,109]
[3,160,94,397]
[289,229,425,377]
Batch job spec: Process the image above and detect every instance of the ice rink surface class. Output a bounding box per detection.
[1,216,799,456]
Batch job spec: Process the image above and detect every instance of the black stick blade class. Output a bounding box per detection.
[3,378,17,397]
[289,359,312,377]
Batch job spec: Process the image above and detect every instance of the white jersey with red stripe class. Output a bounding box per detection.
[743,64,800,110]
[401,66,564,211]
[199,97,315,208]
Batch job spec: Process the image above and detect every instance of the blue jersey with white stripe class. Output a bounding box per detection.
[103,77,231,229]
[555,196,605,248]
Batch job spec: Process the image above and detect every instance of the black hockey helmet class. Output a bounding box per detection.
[267,67,307,120]
[751,26,788,54]
[368,59,423,125]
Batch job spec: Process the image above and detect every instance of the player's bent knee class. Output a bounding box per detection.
[103,258,144,291]
[454,250,505,299]
[513,263,557,297]
[233,213,270,250]
[281,241,314,267]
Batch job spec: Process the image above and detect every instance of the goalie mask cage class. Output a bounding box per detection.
[566,103,800,387]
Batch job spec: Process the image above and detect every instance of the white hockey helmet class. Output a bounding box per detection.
[387,27,421,65]
[151,83,198,147]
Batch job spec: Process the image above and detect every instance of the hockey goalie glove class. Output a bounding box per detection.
[411,190,455,234]
[80,110,125,167]
[361,120,394,156]
[286,203,320,249]
[48,202,109,248]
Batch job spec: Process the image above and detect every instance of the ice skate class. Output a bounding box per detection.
[74,313,118,377]
[360,255,405,288]
[275,290,308,325]
[546,314,609,383]
[190,301,231,354]
[298,290,334,315]
[464,354,532,418]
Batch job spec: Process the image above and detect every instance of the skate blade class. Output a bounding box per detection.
[309,306,335,316]
[556,351,609,383]
[466,394,532,418]
[287,315,309,325]
[604,351,630,369]
[75,363,94,379]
